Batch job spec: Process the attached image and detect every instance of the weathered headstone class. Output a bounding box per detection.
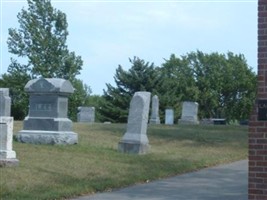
[77,106,95,123]
[0,88,19,167]
[178,101,199,125]
[149,95,160,124]
[165,109,174,125]
[118,91,151,154]
[17,78,78,145]
[0,88,11,117]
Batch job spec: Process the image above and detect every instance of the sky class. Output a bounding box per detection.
[0,0,257,95]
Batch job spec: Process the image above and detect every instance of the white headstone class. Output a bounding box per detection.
[118,91,151,154]
[0,88,11,117]
[149,95,160,124]
[0,88,19,167]
[165,109,174,125]
[178,101,199,125]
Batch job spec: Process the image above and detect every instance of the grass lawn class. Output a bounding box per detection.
[0,122,248,200]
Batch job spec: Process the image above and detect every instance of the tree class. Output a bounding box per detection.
[100,57,160,123]
[185,50,257,121]
[159,51,257,121]
[158,54,199,121]
[2,0,88,119]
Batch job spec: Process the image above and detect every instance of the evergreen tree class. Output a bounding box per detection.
[100,57,160,123]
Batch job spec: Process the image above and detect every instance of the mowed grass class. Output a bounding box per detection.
[0,121,248,200]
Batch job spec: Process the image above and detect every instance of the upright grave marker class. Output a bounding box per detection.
[165,109,174,125]
[149,95,160,124]
[17,78,78,145]
[0,88,19,167]
[249,1,267,199]
[77,106,95,123]
[118,91,151,154]
[178,101,199,125]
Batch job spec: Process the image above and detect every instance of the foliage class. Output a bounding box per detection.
[68,79,92,121]
[100,56,160,123]
[186,51,257,121]
[100,51,256,123]
[85,95,106,122]
[2,0,87,120]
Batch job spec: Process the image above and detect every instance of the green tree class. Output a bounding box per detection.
[159,54,199,121]
[100,57,160,123]
[186,50,256,121]
[159,51,256,122]
[2,0,88,119]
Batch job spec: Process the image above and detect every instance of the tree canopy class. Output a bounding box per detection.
[100,51,257,123]
[1,0,90,120]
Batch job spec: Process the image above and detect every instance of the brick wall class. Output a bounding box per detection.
[249,0,267,199]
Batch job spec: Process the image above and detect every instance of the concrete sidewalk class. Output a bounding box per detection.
[71,160,248,200]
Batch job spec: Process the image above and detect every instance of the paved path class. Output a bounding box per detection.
[71,160,248,200]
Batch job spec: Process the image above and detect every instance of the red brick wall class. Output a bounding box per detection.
[249,0,267,199]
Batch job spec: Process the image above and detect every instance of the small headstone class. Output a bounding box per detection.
[118,91,151,154]
[178,101,199,125]
[17,78,78,145]
[0,88,11,117]
[165,109,174,125]
[149,95,160,124]
[77,106,95,123]
[0,88,19,167]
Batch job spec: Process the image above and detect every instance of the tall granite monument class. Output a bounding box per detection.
[118,91,151,154]
[17,78,78,145]
[0,88,19,167]
[149,95,160,124]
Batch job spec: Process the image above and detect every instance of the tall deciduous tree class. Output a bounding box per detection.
[1,0,90,120]
[161,50,257,121]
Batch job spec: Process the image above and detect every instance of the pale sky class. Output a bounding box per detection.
[0,0,257,95]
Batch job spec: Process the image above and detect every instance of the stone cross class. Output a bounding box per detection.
[17,78,78,145]
[118,91,151,154]
[165,109,174,125]
[77,106,95,123]
[178,101,199,125]
[149,95,160,124]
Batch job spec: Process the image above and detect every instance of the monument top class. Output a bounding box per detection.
[25,78,74,94]
[0,88,9,97]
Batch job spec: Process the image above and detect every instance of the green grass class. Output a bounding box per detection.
[0,122,248,200]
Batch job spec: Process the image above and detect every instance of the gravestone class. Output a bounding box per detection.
[178,101,199,125]
[77,106,95,123]
[149,95,160,124]
[0,88,11,117]
[118,91,151,154]
[17,78,78,145]
[165,109,174,125]
[0,88,19,167]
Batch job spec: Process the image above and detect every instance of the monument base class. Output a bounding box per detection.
[178,119,199,125]
[118,141,149,154]
[0,150,16,159]
[17,130,78,145]
[149,118,161,124]
[0,158,19,167]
